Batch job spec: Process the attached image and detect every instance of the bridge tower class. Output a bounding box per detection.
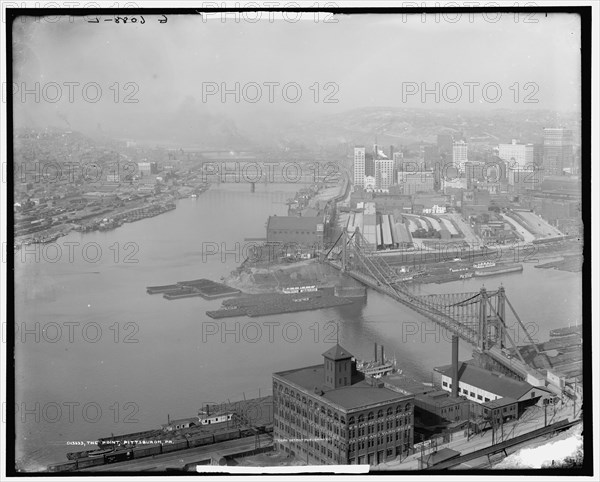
[478,287,488,351]
[341,229,347,272]
[497,285,506,349]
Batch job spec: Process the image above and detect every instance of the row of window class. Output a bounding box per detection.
[270,230,316,235]
[442,381,492,402]
[349,431,411,452]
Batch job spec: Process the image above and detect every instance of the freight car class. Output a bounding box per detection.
[213,428,241,443]
[160,439,188,454]
[105,450,134,464]
[49,423,272,471]
[132,444,162,459]
[75,456,106,469]
[187,433,214,448]
[47,461,77,472]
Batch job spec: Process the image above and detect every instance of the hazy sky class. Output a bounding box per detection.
[12,12,581,136]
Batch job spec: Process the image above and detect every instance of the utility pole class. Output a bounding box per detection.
[544,400,548,427]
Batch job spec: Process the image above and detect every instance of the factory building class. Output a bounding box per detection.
[266,215,324,247]
[434,361,552,414]
[273,345,415,465]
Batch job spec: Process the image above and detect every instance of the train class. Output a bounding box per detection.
[47,426,273,472]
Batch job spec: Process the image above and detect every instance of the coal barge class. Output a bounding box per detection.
[147,278,241,300]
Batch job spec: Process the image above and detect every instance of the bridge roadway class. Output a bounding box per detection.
[326,261,543,382]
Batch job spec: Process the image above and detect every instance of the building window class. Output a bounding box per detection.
[485,397,490,402]
[442,381,448,387]
[477,395,483,401]
[470,392,475,398]
[463,389,468,395]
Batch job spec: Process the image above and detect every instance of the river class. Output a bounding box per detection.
[14,183,582,469]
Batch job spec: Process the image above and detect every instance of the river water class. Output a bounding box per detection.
[14,183,582,469]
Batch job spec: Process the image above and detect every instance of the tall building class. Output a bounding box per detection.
[137,161,158,176]
[463,161,485,189]
[422,145,439,170]
[452,140,468,171]
[498,140,535,188]
[543,128,573,176]
[353,147,366,188]
[498,140,534,169]
[437,134,454,155]
[375,159,395,190]
[273,345,415,465]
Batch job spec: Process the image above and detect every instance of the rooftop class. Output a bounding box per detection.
[267,215,322,231]
[483,397,518,409]
[322,344,352,361]
[434,362,537,400]
[274,364,410,411]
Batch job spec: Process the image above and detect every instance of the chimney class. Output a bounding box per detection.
[206,404,210,416]
[380,345,384,363]
[451,335,459,398]
[374,343,378,363]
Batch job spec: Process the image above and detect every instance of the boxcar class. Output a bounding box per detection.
[188,434,214,447]
[76,456,106,469]
[132,444,162,459]
[47,461,77,472]
[160,439,188,454]
[105,450,134,464]
[214,428,240,443]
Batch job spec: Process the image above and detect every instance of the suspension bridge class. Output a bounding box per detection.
[323,228,550,385]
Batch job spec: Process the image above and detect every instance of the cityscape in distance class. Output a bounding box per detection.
[4,5,593,478]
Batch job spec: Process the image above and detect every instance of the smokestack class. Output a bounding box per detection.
[452,335,459,398]
[374,343,378,363]
[380,345,384,363]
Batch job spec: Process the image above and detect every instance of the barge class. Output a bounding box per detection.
[146,279,241,300]
[474,264,523,277]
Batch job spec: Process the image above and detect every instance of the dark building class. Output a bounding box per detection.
[422,145,439,170]
[266,215,324,247]
[365,152,375,177]
[543,128,573,176]
[273,345,415,465]
[437,134,454,155]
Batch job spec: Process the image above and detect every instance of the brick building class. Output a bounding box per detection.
[273,345,414,465]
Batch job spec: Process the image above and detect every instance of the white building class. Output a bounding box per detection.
[353,147,366,188]
[452,140,468,171]
[498,139,535,186]
[375,159,395,190]
[364,175,376,190]
[435,362,551,405]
